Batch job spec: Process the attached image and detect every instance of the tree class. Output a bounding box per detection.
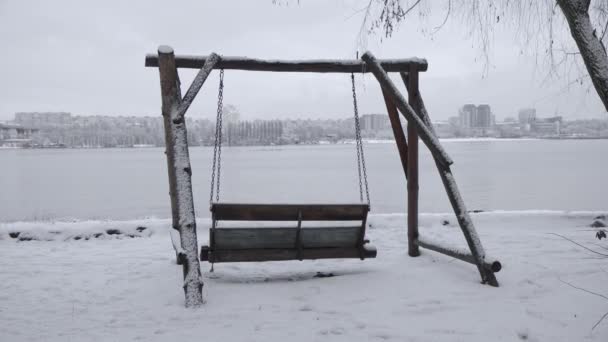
[363,0,608,111]
[223,104,241,124]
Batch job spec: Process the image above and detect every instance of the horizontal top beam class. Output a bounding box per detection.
[145,54,428,73]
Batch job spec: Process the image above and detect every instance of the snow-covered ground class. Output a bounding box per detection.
[1,211,606,341]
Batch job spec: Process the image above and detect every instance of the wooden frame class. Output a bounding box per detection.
[146,46,500,307]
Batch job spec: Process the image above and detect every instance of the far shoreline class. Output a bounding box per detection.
[2,136,608,150]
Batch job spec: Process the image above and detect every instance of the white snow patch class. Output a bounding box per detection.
[157,45,173,54]
[0,218,162,241]
[169,228,185,257]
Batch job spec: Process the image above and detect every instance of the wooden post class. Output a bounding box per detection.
[381,89,408,178]
[407,68,420,257]
[401,72,500,287]
[157,45,209,307]
[400,73,435,135]
[158,46,179,234]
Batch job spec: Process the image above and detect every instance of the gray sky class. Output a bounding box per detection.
[0,0,605,122]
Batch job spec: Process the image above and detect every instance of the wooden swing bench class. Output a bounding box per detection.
[200,203,377,263]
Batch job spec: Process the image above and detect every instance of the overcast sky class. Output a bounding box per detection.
[0,0,605,122]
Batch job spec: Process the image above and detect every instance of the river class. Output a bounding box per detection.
[1,139,606,222]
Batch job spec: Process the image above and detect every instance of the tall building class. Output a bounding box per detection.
[0,123,39,147]
[360,114,389,132]
[476,104,493,128]
[458,104,493,128]
[459,104,477,128]
[518,108,536,125]
[532,116,562,136]
[14,112,72,127]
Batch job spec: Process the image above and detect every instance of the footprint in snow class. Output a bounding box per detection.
[291,295,305,302]
[355,321,367,330]
[372,333,392,340]
[318,327,345,336]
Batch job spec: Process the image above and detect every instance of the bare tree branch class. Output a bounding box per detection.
[402,0,423,16]
[593,311,608,331]
[549,233,608,257]
[599,19,608,53]
[591,242,608,251]
[601,19,608,41]
[345,1,374,21]
[432,0,452,33]
[558,277,608,301]
[558,277,608,330]
[356,0,375,50]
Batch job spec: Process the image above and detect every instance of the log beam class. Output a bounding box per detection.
[157,45,205,306]
[415,238,501,273]
[175,53,220,120]
[146,54,428,73]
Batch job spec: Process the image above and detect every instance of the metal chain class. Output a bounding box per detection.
[351,73,371,207]
[351,74,364,203]
[209,69,224,204]
[216,81,224,202]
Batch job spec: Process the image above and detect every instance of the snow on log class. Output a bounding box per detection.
[157,45,206,307]
[145,54,428,73]
[415,237,501,273]
[361,51,453,168]
[170,229,186,265]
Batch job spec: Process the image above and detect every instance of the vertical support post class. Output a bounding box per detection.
[381,89,409,178]
[157,45,204,307]
[407,68,420,257]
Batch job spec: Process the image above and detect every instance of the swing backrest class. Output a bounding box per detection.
[212,203,369,221]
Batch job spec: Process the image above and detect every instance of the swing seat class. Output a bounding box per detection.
[200,203,377,263]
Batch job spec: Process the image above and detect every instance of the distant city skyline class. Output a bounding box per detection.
[1,100,603,123]
[3,109,607,149]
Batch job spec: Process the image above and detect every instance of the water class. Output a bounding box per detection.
[1,139,606,222]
